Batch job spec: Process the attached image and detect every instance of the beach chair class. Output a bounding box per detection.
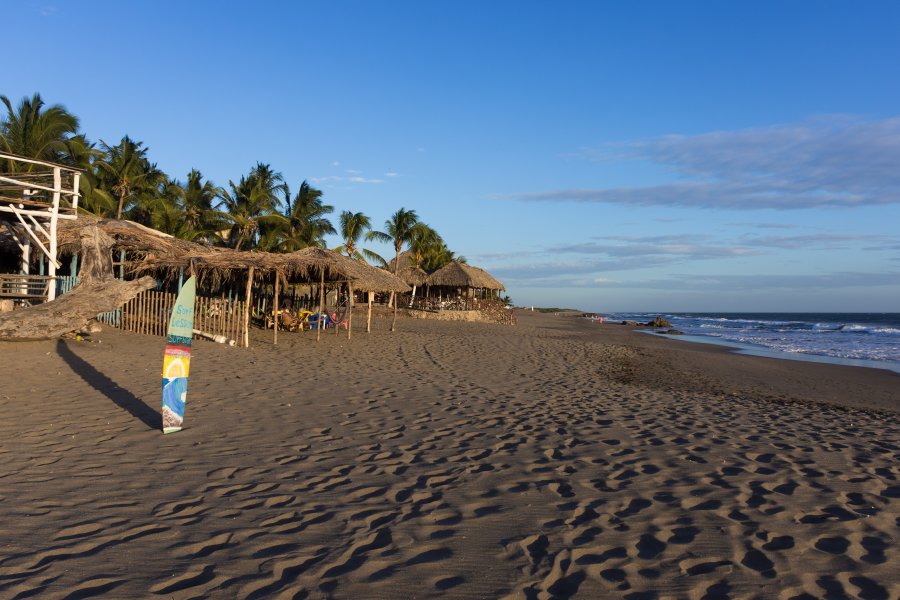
[306,312,330,330]
[296,310,314,331]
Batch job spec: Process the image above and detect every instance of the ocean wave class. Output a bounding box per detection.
[621,313,900,363]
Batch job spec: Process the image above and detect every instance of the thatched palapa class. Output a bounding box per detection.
[54,216,410,345]
[278,247,410,293]
[57,214,199,262]
[386,250,428,287]
[425,261,505,291]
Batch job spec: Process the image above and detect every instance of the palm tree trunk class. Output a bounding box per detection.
[389,248,401,308]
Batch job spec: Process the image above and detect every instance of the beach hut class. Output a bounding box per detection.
[54,216,409,346]
[1,152,81,304]
[386,250,428,308]
[275,247,410,337]
[424,261,505,310]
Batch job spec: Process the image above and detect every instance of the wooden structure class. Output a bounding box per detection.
[0,274,53,301]
[387,250,429,307]
[424,261,506,310]
[0,152,80,302]
[96,289,244,344]
[0,222,155,340]
[55,216,410,347]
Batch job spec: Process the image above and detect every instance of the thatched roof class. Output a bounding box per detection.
[277,247,410,293]
[385,251,428,286]
[57,215,409,292]
[57,214,201,260]
[426,261,505,290]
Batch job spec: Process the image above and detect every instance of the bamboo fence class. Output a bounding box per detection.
[96,289,244,342]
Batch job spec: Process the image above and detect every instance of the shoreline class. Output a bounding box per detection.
[557,314,899,414]
[638,328,900,375]
[585,311,900,376]
[1,311,898,598]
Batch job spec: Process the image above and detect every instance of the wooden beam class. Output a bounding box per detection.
[273,271,280,345]
[347,283,353,340]
[391,300,397,332]
[316,268,324,342]
[243,266,254,348]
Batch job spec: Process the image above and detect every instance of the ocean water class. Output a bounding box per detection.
[605,312,900,373]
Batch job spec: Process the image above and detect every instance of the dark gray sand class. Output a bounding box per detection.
[1,311,897,599]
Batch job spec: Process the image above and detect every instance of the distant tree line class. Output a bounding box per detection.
[0,93,464,275]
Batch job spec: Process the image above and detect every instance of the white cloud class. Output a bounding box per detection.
[504,116,900,209]
[555,234,760,259]
[596,271,900,292]
[309,173,385,185]
[385,172,399,177]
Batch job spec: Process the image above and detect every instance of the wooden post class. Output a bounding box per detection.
[391,289,398,332]
[21,228,30,276]
[273,272,280,345]
[243,266,254,348]
[347,283,353,340]
[367,291,373,333]
[316,268,325,342]
[47,170,59,301]
[334,282,340,337]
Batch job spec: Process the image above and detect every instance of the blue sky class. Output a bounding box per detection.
[8,1,900,311]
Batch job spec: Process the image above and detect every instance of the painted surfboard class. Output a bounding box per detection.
[162,276,196,434]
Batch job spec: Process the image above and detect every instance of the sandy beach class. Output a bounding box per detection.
[1,311,898,599]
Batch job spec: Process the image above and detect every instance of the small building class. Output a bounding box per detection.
[0,152,80,304]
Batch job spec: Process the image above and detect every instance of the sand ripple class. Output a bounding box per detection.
[0,316,897,598]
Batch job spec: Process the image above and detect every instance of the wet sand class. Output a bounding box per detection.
[0,311,898,599]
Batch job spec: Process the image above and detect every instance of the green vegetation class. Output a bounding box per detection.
[0,92,462,269]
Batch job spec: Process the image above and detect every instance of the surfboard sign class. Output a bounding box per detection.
[162,276,196,434]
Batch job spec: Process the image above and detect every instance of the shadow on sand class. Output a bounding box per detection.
[56,340,160,430]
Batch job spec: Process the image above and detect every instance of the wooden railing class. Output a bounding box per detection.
[0,274,52,300]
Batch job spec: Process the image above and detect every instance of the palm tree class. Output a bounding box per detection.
[370,207,419,312]
[94,136,164,220]
[405,222,443,305]
[333,211,383,264]
[150,179,201,239]
[370,207,420,276]
[276,180,335,251]
[423,241,465,271]
[0,93,79,170]
[217,163,288,250]
[408,223,443,268]
[178,169,223,243]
